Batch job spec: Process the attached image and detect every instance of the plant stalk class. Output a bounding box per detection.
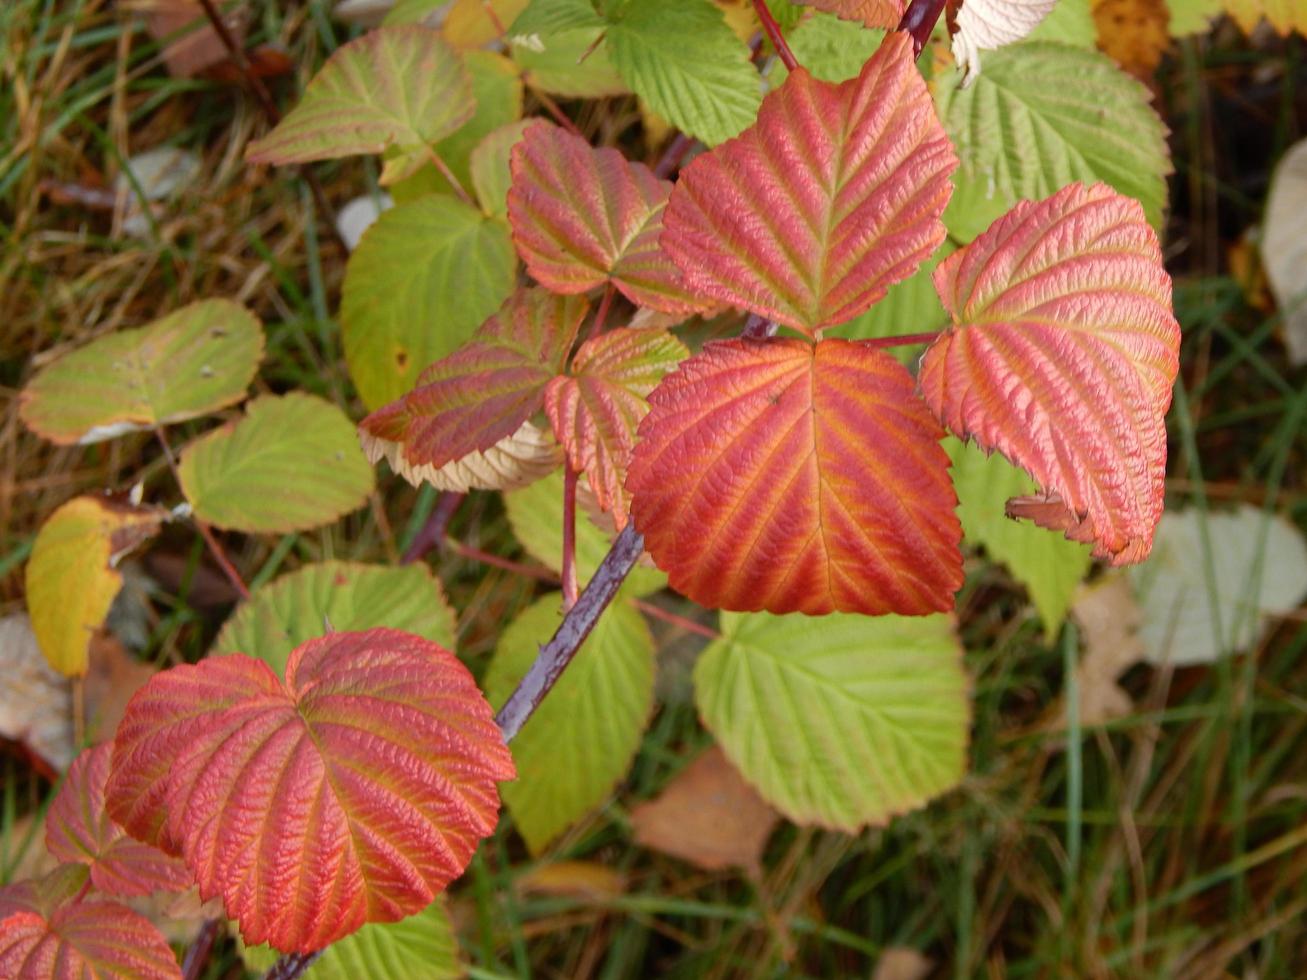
[897,0,949,57]
[561,464,580,611]
[752,0,799,71]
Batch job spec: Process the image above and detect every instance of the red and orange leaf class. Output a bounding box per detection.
[660,30,955,336]
[359,288,586,471]
[545,327,688,527]
[795,0,905,28]
[0,865,181,979]
[46,744,193,898]
[507,123,708,314]
[919,182,1180,565]
[105,629,514,954]
[627,338,963,615]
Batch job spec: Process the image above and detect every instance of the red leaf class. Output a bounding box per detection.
[545,327,688,527]
[919,182,1180,564]
[359,288,586,471]
[627,338,962,615]
[795,0,905,28]
[106,629,515,953]
[508,123,708,314]
[0,865,181,979]
[46,744,193,898]
[661,31,955,336]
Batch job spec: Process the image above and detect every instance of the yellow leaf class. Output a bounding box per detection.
[25,496,165,676]
[443,0,530,46]
[1222,0,1307,34]
[1093,0,1171,77]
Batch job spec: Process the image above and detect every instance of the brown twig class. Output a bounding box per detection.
[193,0,345,250]
[752,0,799,72]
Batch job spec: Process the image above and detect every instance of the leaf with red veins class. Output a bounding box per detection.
[661,30,955,336]
[627,338,963,615]
[0,865,182,979]
[508,122,708,314]
[105,628,514,954]
[359,288,587,472]
[919,182,1180,565]
[794,0,905,28]
[545,328,689,528]
[45,743,193,898]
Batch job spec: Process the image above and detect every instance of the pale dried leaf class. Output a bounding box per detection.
[952,0,1058,83]
[361,418,561,491]
[517,861,626,901]
[630,746,779,873]
[1261,138,1307,365]
[143,0,246,78]
[872,947,934,980]
[1071,575,1145,724]
[335,193,394,252]
[0,615,73,770]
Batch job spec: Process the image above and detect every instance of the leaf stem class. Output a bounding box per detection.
[495,523,646,742]
[896,0,949,58]
[446,538,559,583]
[181,919,219,980]
[630,597,719,639]
[263,952,320,980]
[561,464,580,612]
[533,90,583,137]
[654,133,697,179]
[400,492,465,565]
[423,145,476,207]
[857,329,942,350]
[587,284,616,340]
[752,0,799,72]
[154,429,251,601]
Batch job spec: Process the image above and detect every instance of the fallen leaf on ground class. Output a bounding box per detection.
[83,635,157,745]
[630,745,778,873]
[872,947,934,980]
[1092,0,1170,77]
[0,614,74,771]
[336,193,394,251]
[516,861,626,901]
[115,147,202,237]
[1071,575,1147,724]
[1261,137,1307,365]
[141,0,247,78]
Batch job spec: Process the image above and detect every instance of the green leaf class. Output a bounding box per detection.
[1166,0,1222,34]
[390,50,524,204]
[509,0,606,35]
[213,561,456,675]
[947,438,1092,638]
[502,467,666,597]
[509,27,628,98]
[695,611,970,829]
[245,26,473,166]
[341,195,517,410]
[934,42,1171,232]
[484,593,654,852]
[832,243,953,363]
[778,13,883,83]
[470,120,534,218]
[20,299,263,445]
[605,0,761,146]
[1026,0,1096,44]
[178,393,375,533]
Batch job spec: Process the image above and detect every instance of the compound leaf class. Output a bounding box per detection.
[359,288,586,472]
[695,611,969,829]
[105,629,514,954]
[178,393,375,534]
[508,122,708,313]
[485,594,654,853]
[662,31,956,335]
[544,327,688,526]
[26,496,166,676]
[20,299,262,445]
[0,865,181,979]
[213,561,457,675]
[605,0,761,145]
[341,194,517,410]
[920,182,1180,564]
[627,338,963,616]
[45,744,193,898]
[246,27,473,166]
[948,438,1091,637]
[934,41,1171,231]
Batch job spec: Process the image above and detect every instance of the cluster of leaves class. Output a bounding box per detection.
[4,0,1197,973]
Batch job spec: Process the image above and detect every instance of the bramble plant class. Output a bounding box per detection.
[5,0,1182,975]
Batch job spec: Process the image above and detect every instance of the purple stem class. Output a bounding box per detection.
[401,491,466,565]
[181,919,219,980]
[264,953,321,980]
[897,0,949,57]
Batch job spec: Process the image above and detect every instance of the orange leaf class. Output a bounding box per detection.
[919,182,1180,565]
[628,337,962,615]
[661,31,955,335]
[794,0,904,28]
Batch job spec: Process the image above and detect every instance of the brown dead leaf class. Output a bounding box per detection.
[516,860,626,902]
[1070,575,1147,725]
[0,614,74,771]
[1092,0,1170,78]
[138,0,248,78]
[630,745,778,874]
[872,947,934,980]
[84,634,157,745]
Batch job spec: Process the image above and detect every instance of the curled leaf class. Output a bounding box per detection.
[106,629,514,953]
[919,182,1180,564]
[628,338,962,616]
[362,418,563,492]
[26,496,166,676]
[793,0,904,28]
[949,0,1058,83]
[662,31,956,335]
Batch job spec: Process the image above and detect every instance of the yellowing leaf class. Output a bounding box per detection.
[26,496,165,676]
[1222,0,1307,33]
[1092,0,1170,78]
[178,393,375,533]
[1071,575,1145,724]
[363,418,563,492]
[20,299,263,445]
[246,27,473,166]
[444,0,530,45]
